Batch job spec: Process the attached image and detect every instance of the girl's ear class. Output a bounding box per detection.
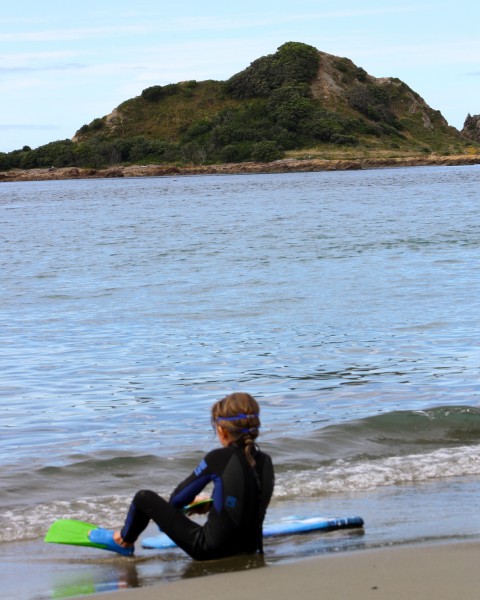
[217,426,231,446]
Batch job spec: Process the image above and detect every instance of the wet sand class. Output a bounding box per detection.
[5,538,477,600]
[87,541,479,600]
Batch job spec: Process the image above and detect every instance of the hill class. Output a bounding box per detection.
[0,42,474,171]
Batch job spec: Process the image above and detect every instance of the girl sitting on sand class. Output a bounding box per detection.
[90,392,274,560]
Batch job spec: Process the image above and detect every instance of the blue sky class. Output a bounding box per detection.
[1,0,479,152]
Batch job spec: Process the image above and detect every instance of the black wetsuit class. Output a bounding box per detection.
[121,444,274,560]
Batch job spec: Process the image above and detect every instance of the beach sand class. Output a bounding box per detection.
[83,541,480,600]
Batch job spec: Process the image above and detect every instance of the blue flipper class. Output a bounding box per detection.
[88,528,134,557]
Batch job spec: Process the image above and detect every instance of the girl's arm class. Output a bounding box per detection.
[169,456,215,508]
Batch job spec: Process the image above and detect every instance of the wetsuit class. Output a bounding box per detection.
[120,444,274,560]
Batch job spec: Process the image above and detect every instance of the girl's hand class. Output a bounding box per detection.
[184,496,213,515]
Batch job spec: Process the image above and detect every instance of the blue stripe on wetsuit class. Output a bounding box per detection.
[170,467,223,513]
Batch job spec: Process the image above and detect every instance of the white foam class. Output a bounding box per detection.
[274,444,480,497]
[1,495,131,543]
[4,445,480,543]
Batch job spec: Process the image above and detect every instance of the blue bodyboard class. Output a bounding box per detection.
[141,515,364,550]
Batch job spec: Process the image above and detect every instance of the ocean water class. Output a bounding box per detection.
[1,166,480,598]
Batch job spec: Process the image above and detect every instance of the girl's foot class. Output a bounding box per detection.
[88,528,135,556]
[113,530,134,549]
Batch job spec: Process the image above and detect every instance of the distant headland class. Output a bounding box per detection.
[1,42,479,180]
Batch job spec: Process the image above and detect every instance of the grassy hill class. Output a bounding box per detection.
[1,42,473,170]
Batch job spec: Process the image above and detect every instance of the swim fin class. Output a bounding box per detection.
[44,519,134,556]
[88,528,134,556]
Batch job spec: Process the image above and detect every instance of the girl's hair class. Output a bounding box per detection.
[211,392,261,468]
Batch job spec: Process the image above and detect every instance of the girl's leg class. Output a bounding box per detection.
[120,489,203,557]
[120,490,152,543]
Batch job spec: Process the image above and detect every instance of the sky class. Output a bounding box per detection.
[1,0,479,153]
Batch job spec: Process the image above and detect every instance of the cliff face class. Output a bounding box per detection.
[310,51,450,132]
[462,114,480,142]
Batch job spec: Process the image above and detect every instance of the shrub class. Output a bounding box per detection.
[331,134,358,145]
[348,83,399,128]
[181,141,206,164]
[335,58,351,73]
[227,42,320,98]
[182,119,214,142]
[90,118,105,131]
[220,142,254,163]
[268,84,313,130]
[0,152,9,170]
[355,67,368,82]
[141,83,183,102]
[303,110,350,142]
[141,85,164,102]
[250,141,283,162]
[77,118,104,136]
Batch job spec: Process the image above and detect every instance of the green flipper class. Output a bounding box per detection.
[44,500,213,551]
[44,519,106,550]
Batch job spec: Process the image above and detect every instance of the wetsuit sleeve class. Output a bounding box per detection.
[168,451,220,509]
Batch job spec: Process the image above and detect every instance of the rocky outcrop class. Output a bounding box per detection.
[462,114,480,142]
[2,155,480,183]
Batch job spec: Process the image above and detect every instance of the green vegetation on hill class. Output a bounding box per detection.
[0,42,473,171]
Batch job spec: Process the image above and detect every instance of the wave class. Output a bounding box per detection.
[2,405,480,543]
[268,405,480,466]
[274,444,480,498]
[272,405,480,497]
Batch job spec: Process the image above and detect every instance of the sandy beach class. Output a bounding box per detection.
[84,541,479,600]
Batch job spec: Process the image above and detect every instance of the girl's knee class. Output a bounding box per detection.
[133,489,158,506]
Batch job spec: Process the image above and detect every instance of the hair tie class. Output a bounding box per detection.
[241,427,257,435]
[215,413,259,422]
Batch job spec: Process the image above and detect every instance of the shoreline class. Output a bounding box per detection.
[1,154,480,183]
[4,535,479,600]
[86,540,480,600]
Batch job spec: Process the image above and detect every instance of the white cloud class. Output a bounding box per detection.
[2,50,79,63]
[355,40,480,66]
[0,63,86,73]
[0,124,58,130]
[0,4,428,43]
[0,24,149,42]
[0,77,44,92]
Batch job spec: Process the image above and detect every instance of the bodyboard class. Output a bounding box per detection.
[141,515,364,549]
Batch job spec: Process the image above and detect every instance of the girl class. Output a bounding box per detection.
[89,392,274,560]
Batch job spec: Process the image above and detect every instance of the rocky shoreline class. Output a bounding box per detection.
[1,154,479,183]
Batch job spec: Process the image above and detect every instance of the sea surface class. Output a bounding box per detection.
[1,165,480,599]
